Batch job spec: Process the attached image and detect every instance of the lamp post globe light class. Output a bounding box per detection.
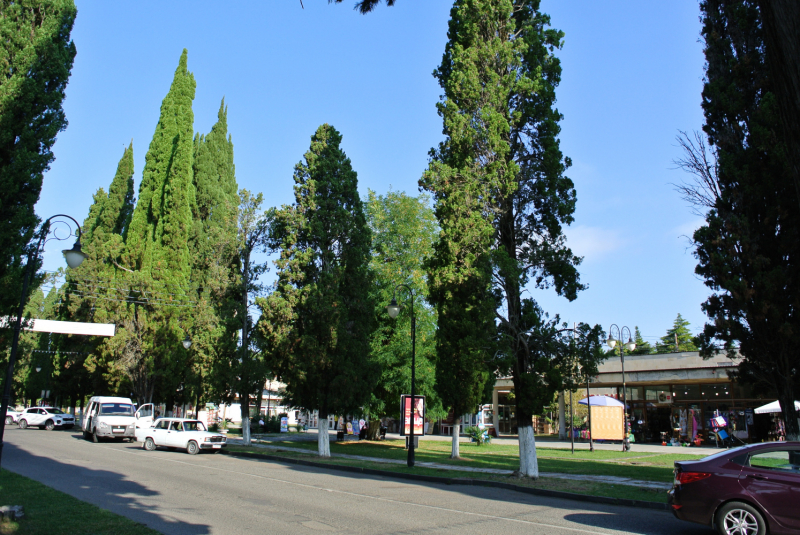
[386,283,416,468]
[607,324,635,452]
[0,215,87,465]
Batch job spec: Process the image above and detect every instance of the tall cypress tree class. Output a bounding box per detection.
[0,0,77,321]
[689,0,800,440]
[116,49,197,405]
[187,99,240,418]
[422,0,592,476]
[56,144,136,402]
[260,124,377,457]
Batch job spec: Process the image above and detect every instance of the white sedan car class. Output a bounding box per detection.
[17,407,76,430]
[139,418,226,455]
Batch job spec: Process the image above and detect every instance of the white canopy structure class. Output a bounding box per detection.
[0,317,115,337]
[754,400,800,414]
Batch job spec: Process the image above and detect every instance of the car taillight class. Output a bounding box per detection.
[676,471,711,485]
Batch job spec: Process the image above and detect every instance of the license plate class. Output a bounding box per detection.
[113,429,124,433]
[212,445,221,448]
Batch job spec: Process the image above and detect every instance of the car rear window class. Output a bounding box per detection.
[100,403,134,416]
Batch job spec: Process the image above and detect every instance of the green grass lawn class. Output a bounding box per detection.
[250,438,705,482]
[0,469,159,535]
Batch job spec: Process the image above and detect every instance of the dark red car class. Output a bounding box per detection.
[668,442,800,535]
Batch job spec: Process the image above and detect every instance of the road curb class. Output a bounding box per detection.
[223,449,669,511]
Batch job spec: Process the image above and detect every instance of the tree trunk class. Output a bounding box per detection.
[241,392,251,446]
[558,392,566,439]
[780,389,799,441]
[518,425,539,479]
[450,417,460,458]
[318,414,331,457]
[366,418,381,440]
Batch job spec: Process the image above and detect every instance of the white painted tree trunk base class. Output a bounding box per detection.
[242,416,251,446]
[517,425,539,479]
[451,419,460,459]
[318,418,331,457]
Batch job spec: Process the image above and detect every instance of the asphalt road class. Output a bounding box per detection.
[2,425,713,535]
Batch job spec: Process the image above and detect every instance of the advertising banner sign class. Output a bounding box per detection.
[280,416,288,433]
[400,395,425,437]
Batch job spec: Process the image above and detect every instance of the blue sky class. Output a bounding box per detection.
[37,0,709,345]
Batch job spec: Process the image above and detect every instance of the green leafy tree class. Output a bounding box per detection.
[259,124,377,457]
[421,0,593,475]
[0,0,77,324]
[629,326,654,355]
[680,0,800,440]
[655,314,698,353]
[365,189,443,439]
[331,0,394,14]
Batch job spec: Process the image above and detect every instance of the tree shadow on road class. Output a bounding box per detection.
[2,438,211,534]
[563,512,712,535]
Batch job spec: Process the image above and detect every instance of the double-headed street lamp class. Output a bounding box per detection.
[386,283,416,468]
[0,215,87,465]
[607,324,636,452]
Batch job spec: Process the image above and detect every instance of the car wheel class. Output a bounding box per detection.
[144,437,156,451]
[45,420,55,431]
[716,501,766,535]
[92,430,100,443]
[5,416,11,425]
[187,440,199,455]
[18,419,28,430]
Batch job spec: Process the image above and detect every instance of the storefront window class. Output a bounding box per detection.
[730,382,755,400]
[674,385,701,401]
[617,386,642,401]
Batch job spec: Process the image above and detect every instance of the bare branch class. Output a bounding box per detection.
[671,130,722,216]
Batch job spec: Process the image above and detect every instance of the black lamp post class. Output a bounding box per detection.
[386,283,416,468]
[0,215,87,465]
[607,324,636,452]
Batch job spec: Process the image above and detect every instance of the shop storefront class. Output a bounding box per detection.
[491,350,782,444]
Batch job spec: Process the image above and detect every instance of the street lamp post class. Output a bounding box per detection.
[386,284,416,468]
[0,215,87,465]
[607,324,636,452]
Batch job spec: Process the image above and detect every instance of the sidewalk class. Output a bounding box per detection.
[228,435,678,490]
[250,428,723,456]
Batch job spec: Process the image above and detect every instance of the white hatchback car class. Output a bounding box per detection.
[139,418,226,455]
[17,407,76,430]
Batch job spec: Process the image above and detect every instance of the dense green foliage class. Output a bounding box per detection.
[365,190,443,425]
[422,0,600,471]
[692,0,799,439]
[186,101,242,411]
[259,124,377,432]
[655,313,698,353]
[0,0,76,326]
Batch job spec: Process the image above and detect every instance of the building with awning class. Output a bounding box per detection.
[492,350,783,443]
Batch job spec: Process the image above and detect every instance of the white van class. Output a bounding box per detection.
[82,396,139,442]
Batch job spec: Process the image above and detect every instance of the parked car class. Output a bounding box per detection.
[17,407,76,431]
[81,396,137,442]
[669,441,800,535]
[5,409,21,425]
[138,418,226,455]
